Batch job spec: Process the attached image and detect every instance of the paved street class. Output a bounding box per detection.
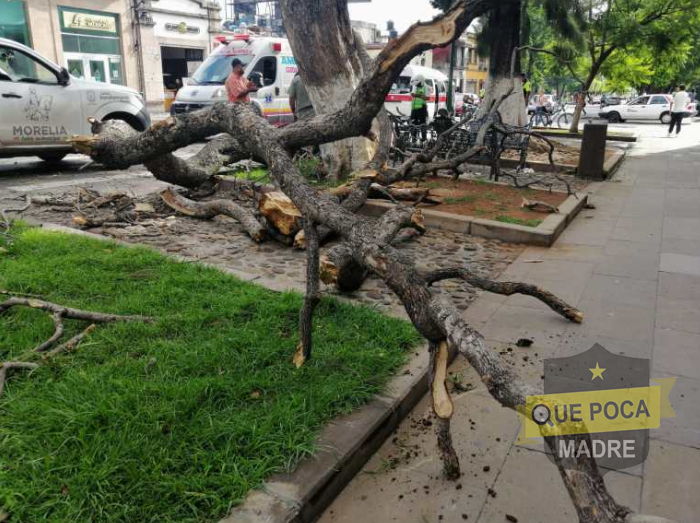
[319,122,700,522]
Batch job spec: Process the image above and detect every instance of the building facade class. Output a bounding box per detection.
[2,0,140,90]
[1,0,222,111]
[134,0,221,111]
[463,30,487,95]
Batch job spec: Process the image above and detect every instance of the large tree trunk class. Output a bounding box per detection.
[482,1,527,126]
[280,0,376,179]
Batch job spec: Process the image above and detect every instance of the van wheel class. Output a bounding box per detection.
[660,112,672,124]
[607,112,622,123]
[38,153,68,163]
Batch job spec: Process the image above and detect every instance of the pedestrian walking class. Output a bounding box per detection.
[225,58,258,103]
[289,72,315,121]
[667,84,689,138]
[410,75,429,141]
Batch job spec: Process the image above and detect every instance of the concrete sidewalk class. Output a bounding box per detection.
[320,127,700,523]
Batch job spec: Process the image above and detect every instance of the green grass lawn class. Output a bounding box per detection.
[495,215,543,228]
[0,226,418,522]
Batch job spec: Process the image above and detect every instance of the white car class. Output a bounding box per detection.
[0,37,150,162]
[598,94,696,124]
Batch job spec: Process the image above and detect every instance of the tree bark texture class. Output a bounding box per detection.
[482,1,528,126]
[280,0,376,178]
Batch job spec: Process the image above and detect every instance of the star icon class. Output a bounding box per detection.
[590,362,606,381]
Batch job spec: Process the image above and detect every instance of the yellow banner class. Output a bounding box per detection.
[516,378,676,445]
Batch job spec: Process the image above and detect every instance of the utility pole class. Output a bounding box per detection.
[447,42,456,113]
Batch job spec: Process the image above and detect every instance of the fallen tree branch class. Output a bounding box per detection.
[160,188,267,243]
[0,297,153,323]
[423,267,583,323]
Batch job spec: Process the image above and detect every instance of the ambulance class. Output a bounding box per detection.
[385,65,449,120]
[171,34,448,125]
[0,37,150,162]
[171,34,297,126]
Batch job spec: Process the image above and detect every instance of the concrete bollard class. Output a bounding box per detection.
[578,123,608,180]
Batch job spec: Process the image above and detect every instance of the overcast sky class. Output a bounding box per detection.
[348,0,441,33]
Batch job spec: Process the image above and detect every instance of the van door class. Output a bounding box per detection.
[0,43,83,148]
[248,55,280,125]
[279,55,296,125]
[425,79,436,120]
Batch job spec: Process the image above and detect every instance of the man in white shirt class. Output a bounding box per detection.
[668,84,689,137]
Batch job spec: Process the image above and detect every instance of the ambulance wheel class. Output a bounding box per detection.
[38,153,68,163]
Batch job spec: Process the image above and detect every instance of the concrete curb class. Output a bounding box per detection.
[532,129,638,143]
[602,149,626,178]
[222,344,457,523]
[360,192,589,247]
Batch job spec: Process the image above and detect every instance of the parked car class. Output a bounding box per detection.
[598,94,696,123]
[0,38,149,162]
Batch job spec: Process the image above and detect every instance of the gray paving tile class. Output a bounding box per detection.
[642,440,700,523]
[579,274,657,307]
[593,253,660,281]
[657,272,700,301]
[610,226,662,244]
[525,259,596,282]
[477,447,642,523]
[653,328,700,379]
[656,297,700,335]
[663,217,700,241]
[659,253,700,277]
[477,304,578,350]
[575,298,656,343]
[662,238,700,257]
[651,372,700,449]
[604,239,661,256]
[556,333,653,359]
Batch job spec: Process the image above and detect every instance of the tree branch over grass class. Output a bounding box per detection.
[0,296,153,397]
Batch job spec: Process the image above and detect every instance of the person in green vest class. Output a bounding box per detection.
[410,74,429,141]
[520,73,531,102]
[479,87,486,101]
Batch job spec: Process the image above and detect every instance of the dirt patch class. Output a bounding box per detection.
[396,178,569,226]
[502,138,617,166]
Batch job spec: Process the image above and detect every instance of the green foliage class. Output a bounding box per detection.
[529,0,700,95]
[0,228,419,522]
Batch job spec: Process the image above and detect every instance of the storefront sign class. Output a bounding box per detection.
[165,22,200,35]
[62,11,117,34]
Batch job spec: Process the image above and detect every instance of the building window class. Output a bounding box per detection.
[58,6,123,84]
[0,0,30,45]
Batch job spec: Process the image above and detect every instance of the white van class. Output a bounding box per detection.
[171,34,297,126]
[0,37,150,162]
[171,34,449,125]
[385,64,449,121]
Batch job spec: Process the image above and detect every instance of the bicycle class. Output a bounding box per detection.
[530,104,586,129]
